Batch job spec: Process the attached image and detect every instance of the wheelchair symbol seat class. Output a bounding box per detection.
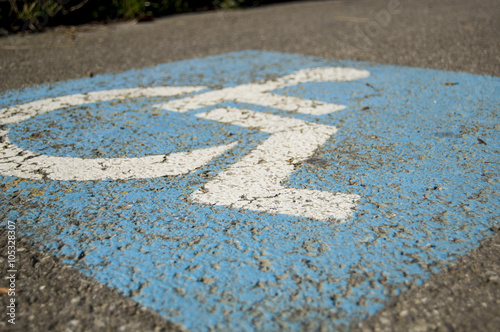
[0,67,369,221]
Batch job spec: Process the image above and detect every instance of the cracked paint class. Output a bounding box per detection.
[0,51,498,331]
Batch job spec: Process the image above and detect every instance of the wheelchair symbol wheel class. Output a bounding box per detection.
[0,67,369,221]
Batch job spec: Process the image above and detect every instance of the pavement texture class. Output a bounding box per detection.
[0,0,499,331]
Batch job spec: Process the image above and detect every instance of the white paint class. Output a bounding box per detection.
[0,131,235,180]
[0,86,233,181]
[193,108,360,221]
[156,67,370,115]
[0,66,369,220]
[0,86,206,124]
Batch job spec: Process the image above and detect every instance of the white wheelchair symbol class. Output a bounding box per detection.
[0,67,369,221]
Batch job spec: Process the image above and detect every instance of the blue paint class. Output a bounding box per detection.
[9,98,252,158]
[1,51,499,331]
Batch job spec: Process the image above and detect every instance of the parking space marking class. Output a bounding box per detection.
[0,50,498,331]
[194,107,359,221]
[157,67,369,115]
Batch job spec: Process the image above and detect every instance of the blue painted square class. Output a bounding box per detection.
[0,51,498,331]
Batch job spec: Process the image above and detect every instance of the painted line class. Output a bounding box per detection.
[0,86,236,180]
[0,66,367,219]
[194,107,359,221]
[0,130,235,180]
[1,50,498,332]
[0,86,205,124]
[156,67,370,115]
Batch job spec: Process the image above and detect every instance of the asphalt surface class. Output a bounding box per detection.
[0,0,499,331]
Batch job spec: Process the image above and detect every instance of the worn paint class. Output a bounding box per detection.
[0,67,366,220]
[156,66,369,114]
[0,86,238,180]
[0,51,498,331]
[193,107,359,221]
